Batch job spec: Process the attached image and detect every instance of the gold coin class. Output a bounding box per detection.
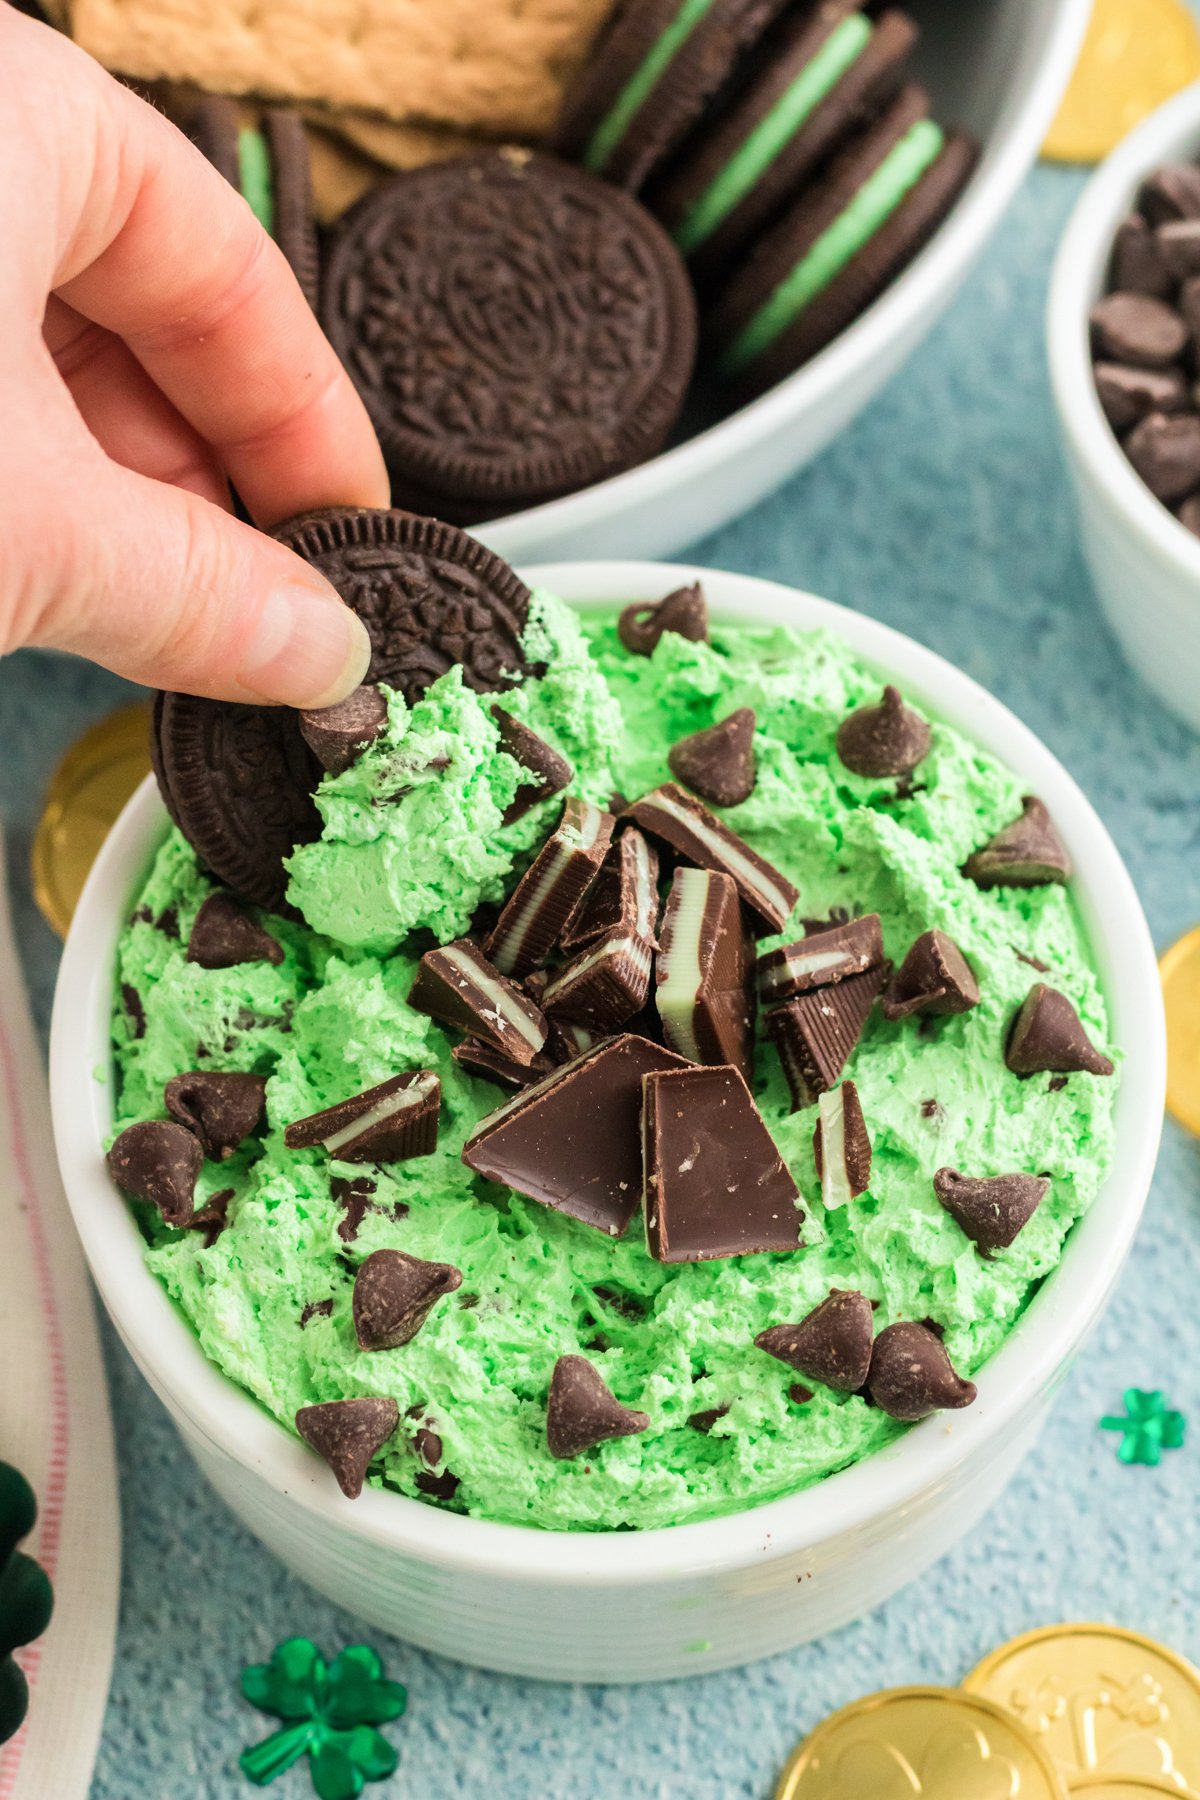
[1161,927,1200,1138]
[965,1625,1200,1794]
[1043,0,1200,164]
[1070,1779,1193,1796]
[31,702,153,939]
[775,1685,1067,1799]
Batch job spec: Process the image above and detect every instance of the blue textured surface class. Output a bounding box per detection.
[5,159,1200,1799]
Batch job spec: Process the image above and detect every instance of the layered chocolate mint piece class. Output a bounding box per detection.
[757,913,883,1004]
[491,707,573,825]
[352,1248,463,1350]
[295,1396,399,1499]
[462,1034,690,1236]
[667,707,756,807]
[451,1038,556,1090]
[546,1355,649,1459]
[298,684,388,775]
[617,582,708,657]
[409,939,548,1064]
[756,1289,874,1393]
[623,783,798,932]
[485,796,615,978]
[964,796,1071,887]
[882,929,979,1021]
[560,828,660,952]
[541,929,654,1031]
[642,1064,802,1262]
[1006,984,1114,1077]
[655,867,755,1077]
[932,1167,1049,1255]
[164,1070,266,1161]
[285,1071,441,1162]
[765,964,888,1110]
[812,1080,872,1209]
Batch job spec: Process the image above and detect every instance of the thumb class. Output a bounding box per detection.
[29,457,372,706]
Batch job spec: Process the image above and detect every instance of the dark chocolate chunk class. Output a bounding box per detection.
[667,708,756,807]
[766,964,889,1110]
[415,1469,460,1501]
[187,1185,234,1247]
[1124,410,1200,502]
[642,1063,802,1262]
[1157,216,1200,279]
[107,1120,202,1227]
[491,708,574,825]
[655,866,755,1078]
[121,983,146,1040]
[788,1384,814,1405]
[811,1080,872,1209]
[1089,291,1188,367]
[331,1174,377,1243]
[757,913,884,1004]
[414,1426,442,1468]
[1093,361,1189,432]
[836,686,931,779]
[164,1071,266,1161]
[688,1405,730,1433]
[1140,162,1200,225]
[964,796,1072,887]
[866,1321,977,1421]
[1005,984,1114,1077]
[409,940,548,1064]
[352,1248,463,1351]
[545,1017,604,1063]
[156,905,180,939]
[298,684,388,775]
[545,1355,649,1460]
[540,929,654,1032]
[617,583,708,656]
[1111,212,1173,295]
[624,783,798,932]
[187,892,284,969]
[295,1396,399,1498]
[285,1071,441,1162]
[755,1289,875,1393]
[462,1034,691,1236]
[451,1038,556,1090]
[882,930,979,1021]
[300,1298,335,1328]
[485,797,615,979]
[560,827,661,952]
[933,1166,1049,1255]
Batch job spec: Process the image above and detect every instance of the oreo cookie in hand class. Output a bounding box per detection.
[190,96,320,309]
[151,511,534,911]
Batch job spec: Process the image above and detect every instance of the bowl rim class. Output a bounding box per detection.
[1047,77,1200,588]
[50,559,1165,1587]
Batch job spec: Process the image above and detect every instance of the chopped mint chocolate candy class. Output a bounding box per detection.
[757,913,884,1004]
[485,797,615,979]
[107,1120,202,1227]
[655,867,755,1078]
[812,1080,872,1209]
[560,827,660,952]
[755,1289,874,1393]
[882,930,979,1021]
[298,684,388,775]
[164,1070,266,1161]
[642,1064,802,1263]
[1006,983,1114,1077]
[452,1038,555,1089]
[541,928,654,1031]
[462,1034,690,1236]
[766,964,888,1110]
[186,892,283,969]
[624,783,798,932]
[836,686,931,779]
[285,1071,441,1162]
[866,1321,977,1421]
[352,1249,463,1351]
[932,1167,1049,1255]
[964,796,1071,888]
[667,708,756,807]
[617,583,708,657]
[491,707,573,825]
[546,1016,604,1063]
[295,1396,399,1498]
[409,939,548,1064]
[546,1355,649,1459]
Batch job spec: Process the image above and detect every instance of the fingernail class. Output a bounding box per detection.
[238,580,372,708]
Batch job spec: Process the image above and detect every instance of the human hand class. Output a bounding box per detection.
[0,8,388,706]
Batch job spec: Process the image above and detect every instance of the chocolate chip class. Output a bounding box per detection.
[545,1355,649,1459]
[107,1120,202,1227]
[285,1071,441,1163]
[1156,217,1200,280]
[667,708,756,807]
[617,583,708,656]
[410,939,548,1063]
[788,1384,814,1406]
[656,866,755,1079]
[1094,361,1189,432]
[1140,162,1200,225]
[623,783,798,933]
[121,983,146,1040]
[1111,213,1173,295]
[756,1289,875,1393]
[295,1396,399,1498]
[1089,292,1188,367]
[1048,1074,1069,1093]
[882,930,979,1022]
[164,1070,266,1161]
[187,892,283,970]
[758,914,884,1005]
[687,1405,730,1433]
[1180,493,1200,537]
[811,1080,872,1208]
[836,687,930,779]
[491,707,574,825]
[485,797,615,979]
[965,797,1072,888]
[766,964,889,1110]
[352,1248,463,1351]
[298,684,388,775]
[933,1167,1049,1255]
[1125,411,1200,501]
[331,1174,376,1243]
[300,1298,334,1328]
[866,1321,977,1421]
[1005,984,1114,1077]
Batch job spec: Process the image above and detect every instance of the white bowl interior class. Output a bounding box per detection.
[51,562,1164,1589]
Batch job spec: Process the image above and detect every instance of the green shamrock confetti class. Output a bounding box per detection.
[1099,1388,1187,1467]
[240,1637,406,1800]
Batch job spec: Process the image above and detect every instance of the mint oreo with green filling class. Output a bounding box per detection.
[190,97,319,310]
[712,81,976,398]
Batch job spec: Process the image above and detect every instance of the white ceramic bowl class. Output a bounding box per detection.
[51,562,1163,1684]
[1049,82,1200,735]
[481,0,1091,563]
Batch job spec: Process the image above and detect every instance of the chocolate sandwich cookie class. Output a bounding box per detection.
[711,83,977,399]
[650,5,916,283]
[554,0,791,193]
[321,152,697,523]
[191,97,319,309]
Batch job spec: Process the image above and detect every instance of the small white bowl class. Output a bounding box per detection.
[1049,82,1200,735]
[50,562,1163,1684]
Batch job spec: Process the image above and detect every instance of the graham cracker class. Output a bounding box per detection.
[299,106,480,171]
